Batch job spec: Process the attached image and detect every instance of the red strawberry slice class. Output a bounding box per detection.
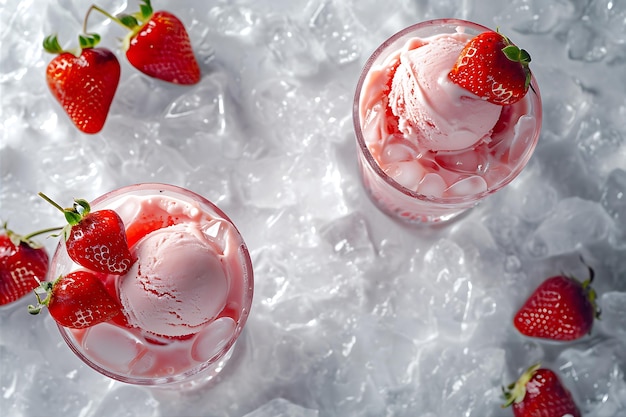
[448,30,532,105]
[44,34,120,134]
[28,270,122,329]
[0,225,52,305]
[513,263,599,341]
[503,364,581,417]
[39,193,134,275]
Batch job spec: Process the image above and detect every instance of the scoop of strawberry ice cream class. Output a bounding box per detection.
[388,34,502,152]
[119,223,229,337]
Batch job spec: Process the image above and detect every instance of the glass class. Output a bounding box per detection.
[48,183,254,388]
[353,19,542,223]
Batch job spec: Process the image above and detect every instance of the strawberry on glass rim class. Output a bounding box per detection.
[84,0,201,85]
[28,270,123,329]
[448,29,532,105]
[38,192,134,275]
[43,33,121,134]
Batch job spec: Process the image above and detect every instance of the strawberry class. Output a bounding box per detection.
[44,34,121,134]
[0,224,55,305]
[448,30,532,105]
[513,263,599,341]
[503,364,581,417]
[38,193,134,275]
[85,0,200,85]
[28,270,122,329]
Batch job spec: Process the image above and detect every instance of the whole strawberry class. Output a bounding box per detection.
[28,270,122,328]
[39,193,134,275]
[0,224,53,306]
[44,34,121,134]
[503,364,581,417]
[513,265,599,341]
[85,0,200,85]
[448,30,532,105]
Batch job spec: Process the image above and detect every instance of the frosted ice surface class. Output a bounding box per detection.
[242,398,318,417]
[90,385,159,417]
[601,169,626,230]
[527,197,615,258]
[1,0,626,416]
[598,292,626,339]
[557,339,626,416]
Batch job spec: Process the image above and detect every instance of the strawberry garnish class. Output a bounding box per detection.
[502,364,581,417]
[28,270,122,329]
[44,33,121,134]
[85,0,200,85]
[0,224,56,306]
[38,193,134,275]
[448,30,532,105]
[513,261,599,341]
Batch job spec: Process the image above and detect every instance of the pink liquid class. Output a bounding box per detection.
[49,184,253,386]
[354,19,542,223]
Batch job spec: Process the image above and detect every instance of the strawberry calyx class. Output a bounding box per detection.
[502,363,541,408]
[43,33,102,58]
[499,33,532,91]
[578,256,601,321]
[27,277,58,315]
[38,192,93,241]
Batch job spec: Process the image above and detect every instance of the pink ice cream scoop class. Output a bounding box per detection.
[388,35,502,152]
[119,223,229,337]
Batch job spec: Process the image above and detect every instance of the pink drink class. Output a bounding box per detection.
[48,184,253,387]
[353,19,542,223]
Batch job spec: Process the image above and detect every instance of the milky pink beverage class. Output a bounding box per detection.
[48,183,254,387]
[354,19,542,223]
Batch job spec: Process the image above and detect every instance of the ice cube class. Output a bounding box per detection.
[81,324,149,373]
[598,292,626,338]
[527,197,614,258]
[243,398,319,417]
[191,317,237,362]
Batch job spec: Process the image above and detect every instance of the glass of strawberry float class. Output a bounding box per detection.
[353,19,542,223]
[34,184,254,388]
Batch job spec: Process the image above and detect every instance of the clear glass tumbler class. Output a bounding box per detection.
[353,19,542,223]
[48,183,254,388]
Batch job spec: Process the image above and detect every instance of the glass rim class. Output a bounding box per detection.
[52,182,254,386]
[352,18,543,206]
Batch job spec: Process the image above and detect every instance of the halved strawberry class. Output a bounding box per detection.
[448,30,532,105]
[28,270,122,329]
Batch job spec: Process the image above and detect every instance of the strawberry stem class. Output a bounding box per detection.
[38,192,65,213]
[38,192,91,226]
[2,222,63,247]
[84,4,135,32]
[21,227,64,241]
